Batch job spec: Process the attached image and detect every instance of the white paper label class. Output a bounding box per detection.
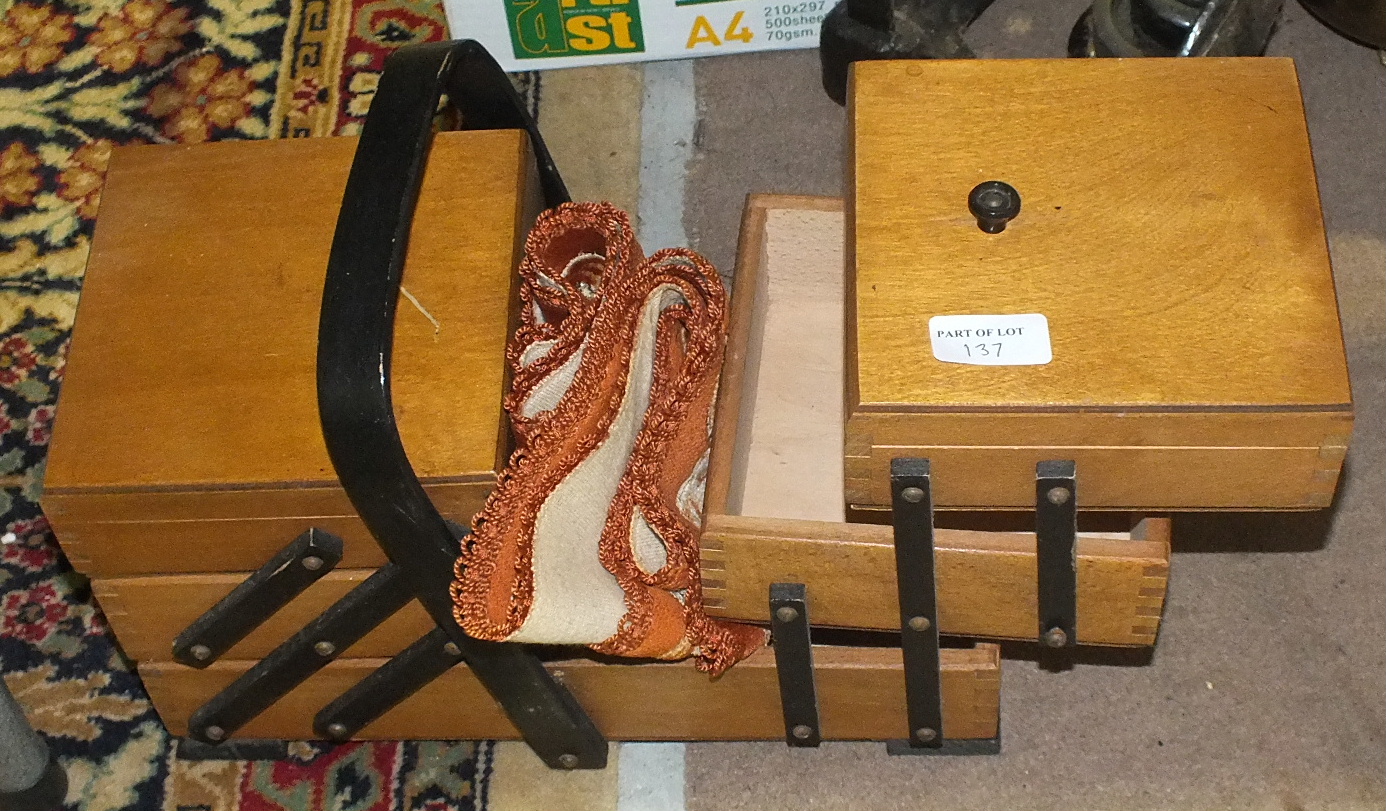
[928,314,1052,366]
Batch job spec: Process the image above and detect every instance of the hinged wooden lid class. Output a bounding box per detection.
[848,58,1351,416]
[46,131,531,503]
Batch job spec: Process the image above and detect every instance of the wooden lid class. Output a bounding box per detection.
[849,58,1351,414]
[46,131,530,493]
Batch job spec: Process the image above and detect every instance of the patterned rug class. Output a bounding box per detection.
[0,1,540,808]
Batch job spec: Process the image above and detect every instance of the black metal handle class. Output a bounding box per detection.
[317,40,605,769]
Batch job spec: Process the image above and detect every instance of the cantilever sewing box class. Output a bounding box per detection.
[41,45,1350,765]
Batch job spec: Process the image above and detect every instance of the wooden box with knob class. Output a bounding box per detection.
[844,58,1353,512]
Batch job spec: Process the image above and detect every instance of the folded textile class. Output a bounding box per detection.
[450,202,766,675]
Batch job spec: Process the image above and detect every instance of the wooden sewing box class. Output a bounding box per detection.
[42,56,1349,751]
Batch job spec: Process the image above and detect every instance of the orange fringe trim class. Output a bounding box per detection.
[450,202,765,675]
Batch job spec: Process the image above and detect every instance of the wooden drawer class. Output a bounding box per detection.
[846,59,1352,510]
[699,195,1170,646]
[138,644,1001,742]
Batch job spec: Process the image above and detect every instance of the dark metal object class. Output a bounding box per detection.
[316,39,605,769]
[0,675,65,811]
[887,458,1001,756]
[1069,0,1282,57]
[770,583,821,748]
[968,182,1021,234]
[890,458,943,750]
[1298,0,1386,47]
[819,0,995,104]
[1036,461,1078,649]
[172,529,343,668]
[314,627,466,741]
[885,732,1002,756]
[176,738,292,761]
[187,564,416,743]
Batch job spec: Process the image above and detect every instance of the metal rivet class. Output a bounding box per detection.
[301,555,325,571]
[907,616,931,632]
[189,644,212,661]
[204,725,226,742]
[314,640,336,657]
[558,753,580,769]
[900,486,925,504]
[1046,486,1071,505]
[443,642,461,657]
[914,727,938,743]
[1043,627,1068,648]
[326,722,349,739]
[791,724,814,740]
[774,606,799,624]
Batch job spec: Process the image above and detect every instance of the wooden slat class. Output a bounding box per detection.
[92,507,1169,660]
[138,644,1001,742]
[701,514,1169,646]
[48,481,487,577]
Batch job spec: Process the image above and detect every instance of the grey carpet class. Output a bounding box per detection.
[682,2,1386,808]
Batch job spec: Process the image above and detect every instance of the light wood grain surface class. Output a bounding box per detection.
[45,482,487,577]
[139,644,1001,741]
[848,58,1350,411]
[45,130,528,495]
[701,514,1169,646]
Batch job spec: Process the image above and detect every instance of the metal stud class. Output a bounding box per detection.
[301,555,325,571]
[914,727,938,743]
[558,753,580,769]
[1046,486,1071,505]
[204,725,226,742]
[314,640,336,657]
[190,644,212,661]
[900,486,925,504]
[775,605,799,624]
[443,642,461,657]
[907,616,931,632]
[791,724,814,740]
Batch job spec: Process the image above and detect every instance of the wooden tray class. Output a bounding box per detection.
[139,644,1001,742]
[699,195,1170,647]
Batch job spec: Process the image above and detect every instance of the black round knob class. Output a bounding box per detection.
[968,181,1021,234]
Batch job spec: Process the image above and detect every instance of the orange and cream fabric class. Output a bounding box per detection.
[451,202,765,675]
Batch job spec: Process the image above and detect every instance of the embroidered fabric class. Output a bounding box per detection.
[450,202,766,675]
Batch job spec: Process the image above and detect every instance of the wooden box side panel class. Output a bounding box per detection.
[138,645,1000,741]
[702,514,1169,646]
[844,420,1351,510]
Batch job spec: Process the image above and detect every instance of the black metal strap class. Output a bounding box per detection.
[172,529,343,668]
[770,583,820,747]
[890,457,942,749]
[317,39,605,769]
[1036,460,1078,648]
[314,627,465,741]
[187,564,415,743]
